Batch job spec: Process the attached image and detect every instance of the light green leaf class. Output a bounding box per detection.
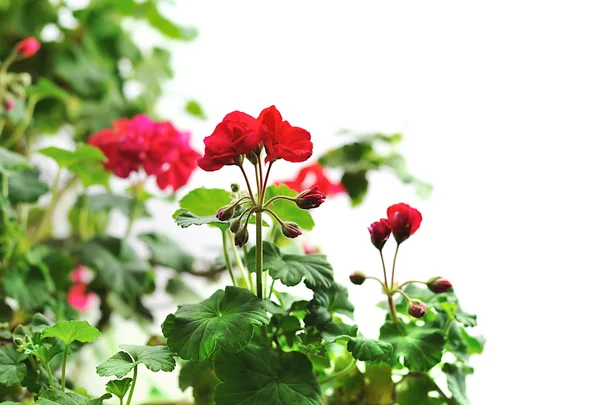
[38,145,108,187]
[35,388,111,405]
[0,147,31,172]
[179,188,231,217]
[443,363,472,405]
[96,345,175,378]
[0,346,27,386]
[347,338,393,363]
[396,372,444,405]
[162,286,268,361]
[27,78,71,103]
[42,320,100,346]
[172,208,225,229]
[363,364,395,405]
[105,378,132,399]
[379,322,445,372]
[247,242,333,288]
[185,100,206,119]
[213,345,321,405]
[138,232,194,273]
[264,184,314,230]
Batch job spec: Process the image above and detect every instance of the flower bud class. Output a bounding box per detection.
[349,272,366,285]
[231,183,240,193]
[407,300,426,318]
[295,186,326,209]
[234,227,249,247]
[281,222,302,239]
[426,277,452,294]
[229,215,242,233]
[368,218,391,250]
[216,204,235,221]
[16,37,41,58]
[3,97,15,112]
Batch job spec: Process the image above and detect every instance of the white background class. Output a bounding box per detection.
[60,1,600,404]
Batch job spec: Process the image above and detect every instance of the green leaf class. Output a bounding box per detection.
[8,169,49,204]
[247,242,333,288]
[179,360,218,405]
[35,388,111,405]
[363,364,395,405]
[379,322,445,372]
[138,1,198,40]
[162,286,268,360]
[264,184,314,230]
[213,345,321,405]
[138,232,194,273]
[42,320,100,346]
[382,153,433,199]
[96,345,175,378]
[172,208,225,229]
[165,278,200,304]
[304,282,354,328]
[0,346,27,386]
[38,145,108,187]
[396,372,444,405]
[443,363,472,405]
[27,78,71,102]
[347,338,393,363]
[0,147,31,172]
[2,267,54,311]
[180,188,231,217]
[341,170,368,206]
[185,100,207,119]
[105,378,133,399]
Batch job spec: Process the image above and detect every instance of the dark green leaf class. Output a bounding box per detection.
[304,282,354,329]
[139,232,194,273]
[379,321,445,372]
[105,378,132,399]
[8,169,49,204]
[42,320,100,346]
[443,363,472,405]
[185,100,206,119]
[263,184,314,230]
[340,170,368,206]
[162,286,268,360]
[0,346,27,385]
[347,338,393,362]
[213,345,321,405]
[396,372,444,405]
[247,242,333,288]
[96,345,175,378]
[2,267,54,311]
[179,360,218,405]
[35,388,111,405]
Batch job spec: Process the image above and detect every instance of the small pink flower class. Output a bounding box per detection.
[16,37,41,58]
[67,266,95,311]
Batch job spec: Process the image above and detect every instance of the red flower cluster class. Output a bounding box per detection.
[281,163,345,196]
[369,203,422,249]
[89,115,199,191]
[197,105,312,171]
[16,37,40,58]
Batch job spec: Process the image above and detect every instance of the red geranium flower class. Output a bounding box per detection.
[67,266,95,311]
[16,37,41,58]
[258,106,312,163]
[197,111,261,171]
[88,115,199,191]
[386,203,422,244]
[368,218,391,250]
[281,163,345,196]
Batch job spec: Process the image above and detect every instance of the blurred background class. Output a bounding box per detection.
[4,1,600,404]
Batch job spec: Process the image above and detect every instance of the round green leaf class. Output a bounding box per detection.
[379,322,444,372]
[162,286,268,360]
[179,188,231,217]
[97,345,175,378]
[0,346,27,386]
[347,337,393,363]
[105,378,132,399]
[42,320,101,346]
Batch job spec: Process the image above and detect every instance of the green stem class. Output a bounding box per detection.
[0,50,16,78]
[61,349,67,391]
[260,162,274,202]
[238,165,256,205]
[387,295,400,328]
[78,192,90,242]
[3,96,38,148]
[1,171,7,198]
[126,365,138,405]
[124,197,140,241]
[229,232,250,288]
[390,244,400,287]
[319,358,357,384]
[268,279,275,300]
[263,195,296,208]
[221,229,236,286]
[44,362,55,388]
[0,118,5,139]
[379,250,389,288]
[34,167,62,241]
[120,397,123,405]
[243,245,254,292]
[255,211,263,299]
[398,280,427,289]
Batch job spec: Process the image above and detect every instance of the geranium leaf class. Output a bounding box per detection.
[213,345,321,405]
[305,282,354,329]
[347,338,393,363]
[138,232,194,273]
[42,321,100,346]
[96,345,175,378]
[247,242,333,288]
[179,360,218,405]
[172,208,226,229]
[396,372,444,405]
[105,378,132,399]
[264,184,314,230]
[8,169,48,204]
[162,286,268,361]
[443,363,472,405]
[38,145,108,187]
[0,346,27,386]
[379,322,445,372]
[0,147,31,172]
[35,388,111,405]
[179,188,231,217]
[185,100,206,119]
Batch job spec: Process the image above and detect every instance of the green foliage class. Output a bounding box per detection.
[213,345,321,405]
[105,378,132,400]
[138,232,194,273]
[346,338,393,363]
[304,282,354,328]
[162,287,268,360]
[179,188,231,217]
[264,184,314,230]
[179,360,218,405]
[172,208,226,228]
[7,169,48,204]
[34,388,111,405]
[38,145,108,187]
[42,321,100,346]
[96,345,175,378]
[0,346,27,386]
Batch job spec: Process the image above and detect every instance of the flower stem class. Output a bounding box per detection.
[390,244,400,286]
[228,232,250,288]
[378,250,389,288]
[34,167,62,241]
[261,162,274,202]
[221,229,236,286]
[387,295,400,328]
[255,211,263,299]
[268,279,275,300]
[263,194,296,208]
[238,165,256,205]
[60,349,67,391]
[126,365,138,405]
[398,280,427,289]
[243,245,254,292]
[319,358,357,384]
[44,362,55,388]
[3,96,39,149]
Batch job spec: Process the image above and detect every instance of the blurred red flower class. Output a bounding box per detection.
[16,37,40,58]
[280,163,345,196]
[67,266,95,311]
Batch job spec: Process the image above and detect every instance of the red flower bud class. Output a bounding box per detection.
[349,272,366,285]
[16,37,41,58]
[407,300,426,318]
[281,222,302,239]
[386,203,422,245]
[295,186,326,209]
[426,277,452,294]
[368,218,391,250]
[234,227,249,247]
[216,204,235,221]
[3,97,15,112]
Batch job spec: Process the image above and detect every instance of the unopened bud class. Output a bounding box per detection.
[295,186,326,209]
[216,204,235,221]
[407,300,426,318]
[231,183,240,193]
[3,97,15,112]
[281,222,302,239]
[229,215,242,233]
[16,37,41,58]
[349,272,366,285]
[234,227,249,247]
[368,218,391,250]
[426,277,452,294]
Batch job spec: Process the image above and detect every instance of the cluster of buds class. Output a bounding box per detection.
[1,37,40,114]
[350,202,454,321]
